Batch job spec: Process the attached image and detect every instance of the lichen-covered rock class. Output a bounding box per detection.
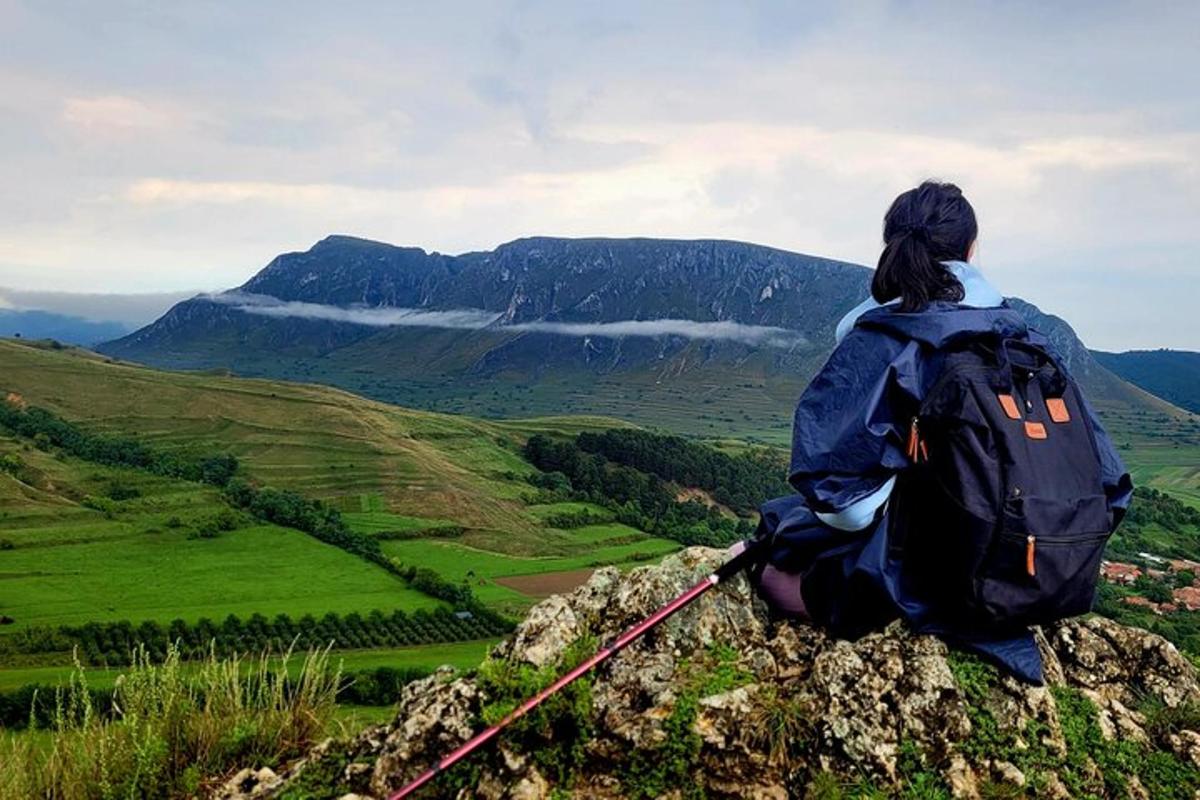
[252,548,1200,799]
[215,766,281,799]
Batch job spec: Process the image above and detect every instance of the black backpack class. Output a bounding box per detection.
[887,335,1115,630]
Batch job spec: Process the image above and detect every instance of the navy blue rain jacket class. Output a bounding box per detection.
[762,302,1133,683]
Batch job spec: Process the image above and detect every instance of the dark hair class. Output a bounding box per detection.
[872,180,977,312]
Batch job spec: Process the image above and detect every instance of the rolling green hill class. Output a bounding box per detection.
[0,338,628,548]
[0,337,691,712]
[1094,349,1200,415]
[0,339,684,618]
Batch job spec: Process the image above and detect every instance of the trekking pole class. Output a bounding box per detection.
[386,541,762,800]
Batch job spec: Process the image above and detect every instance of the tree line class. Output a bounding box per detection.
[0,401,238,487]
[0,607,509,667]
[523,434,756,547]
[575,429,789,514]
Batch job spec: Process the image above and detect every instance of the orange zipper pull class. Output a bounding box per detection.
[907,417,920,461]
[1026,535,1037,577]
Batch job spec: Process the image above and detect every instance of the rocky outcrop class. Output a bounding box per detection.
[235,548,1200,799]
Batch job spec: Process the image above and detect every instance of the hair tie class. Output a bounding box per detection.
[896,223,930,240]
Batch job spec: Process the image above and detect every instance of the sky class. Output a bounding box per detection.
[0,1,1197,350]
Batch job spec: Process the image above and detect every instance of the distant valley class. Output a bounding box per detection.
[0,309,130,346]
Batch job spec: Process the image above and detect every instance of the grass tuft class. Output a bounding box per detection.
[0,642,340,799]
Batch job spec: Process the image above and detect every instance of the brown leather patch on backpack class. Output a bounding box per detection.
[1046,397,1070,423]
[997,393,1021,420]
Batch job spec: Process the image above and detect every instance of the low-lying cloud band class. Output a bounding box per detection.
[206,292,809,348]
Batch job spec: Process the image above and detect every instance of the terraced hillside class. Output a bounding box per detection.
[0,338,628,548]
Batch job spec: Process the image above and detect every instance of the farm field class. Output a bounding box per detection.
[1101,405,1200,509]
[495,569,597,598]
[382,531,680,611]
[0,435,441,632]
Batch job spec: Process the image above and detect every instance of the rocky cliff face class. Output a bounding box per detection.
[223,549,1200,799]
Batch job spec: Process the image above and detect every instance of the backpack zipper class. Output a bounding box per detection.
[1026,535,1036,577]
[906,417,929,462]
[999,530,1109,546]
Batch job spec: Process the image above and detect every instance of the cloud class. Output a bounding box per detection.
[61,95,189,135]
[210,292,502,329]
[126,179,352,207]
[211,292,808,348]
[513,318,808,348]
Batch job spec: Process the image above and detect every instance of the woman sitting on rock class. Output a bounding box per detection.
[748,180,1132,683]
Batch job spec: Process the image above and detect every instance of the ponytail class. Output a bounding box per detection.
[871,181,977,313]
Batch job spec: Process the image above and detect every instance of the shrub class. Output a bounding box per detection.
[104,482,141,501]
[372,524,466,541]
[80,495,117,518]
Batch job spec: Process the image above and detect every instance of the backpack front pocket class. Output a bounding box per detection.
[977,493,1111,625]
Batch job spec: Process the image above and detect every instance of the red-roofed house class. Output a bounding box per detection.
[1173,587,1200,612]
[1101,562,1142,585]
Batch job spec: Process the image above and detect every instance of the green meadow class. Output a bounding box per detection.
[0,437,440,632]
[0,339,621,546]
[1102,403,1200,509]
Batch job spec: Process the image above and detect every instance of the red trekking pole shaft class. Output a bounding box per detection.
[387,543,759,800]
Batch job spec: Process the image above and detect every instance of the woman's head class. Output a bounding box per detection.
[872,180,977,312]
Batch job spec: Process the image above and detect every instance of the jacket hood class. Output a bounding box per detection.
[835,261,1007,344]
[854,303,1030,349]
